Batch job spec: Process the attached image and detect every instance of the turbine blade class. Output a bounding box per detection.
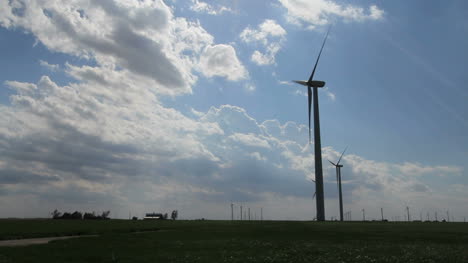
[292,80,309,86]
[312,192,316,199]
[336,146,348,165]
[308,86,312,144]
[308,25,332,83]
[328,160,336,166]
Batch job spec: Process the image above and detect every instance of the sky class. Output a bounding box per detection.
[0,0,467,221]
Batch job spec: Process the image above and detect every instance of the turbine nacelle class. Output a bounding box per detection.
[293,80,325,88]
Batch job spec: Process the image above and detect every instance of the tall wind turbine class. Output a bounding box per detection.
[329,147,347,221]
[293,27,331,221]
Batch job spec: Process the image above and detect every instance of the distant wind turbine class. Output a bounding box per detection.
[231,203,234,221]
[292,26,331,221]
[310,179,316,200]
[329,147,347,221]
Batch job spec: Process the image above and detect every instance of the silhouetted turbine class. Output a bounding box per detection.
[310,179,316,200]
[329,147,347,221]
[293,27,331,221]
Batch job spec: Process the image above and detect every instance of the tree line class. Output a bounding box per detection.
[51,210,110,220]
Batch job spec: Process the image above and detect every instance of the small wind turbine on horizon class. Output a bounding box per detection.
[292,26,331,222]
[329,147,347,222]
[308,178,317,200]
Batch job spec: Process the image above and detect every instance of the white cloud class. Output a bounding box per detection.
[323,87,336,101]
[39,60,60,72]
[240,19,286,45]
[249,152,267,161]
[251,43,282,66]
[397,162,462,177]
[228,133,271,149]
[0,0,244,96]
[240,19,286,66]
[198,44,248,81]
[190,0,233,15]
[244,83,256,93]
[0,72,465,218]
[369,5,385,20]
[278,0,384,29]
[278,80,293,86]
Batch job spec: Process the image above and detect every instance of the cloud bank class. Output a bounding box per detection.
[278,0,384,29]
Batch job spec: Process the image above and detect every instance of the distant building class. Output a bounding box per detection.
[144,213,165,220]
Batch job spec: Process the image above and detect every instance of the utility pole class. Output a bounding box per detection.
[240,205,243,220]
[362,209,365,221]
[381,208,384,221]
[427,212,429,221]
[261,207,263,221]
[231,203,234,221]
[420,212,422,221]
[435,212,438,221]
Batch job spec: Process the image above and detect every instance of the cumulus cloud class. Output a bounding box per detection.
[323,87,336,101]
[243,84,256,93]
[278,0,384,29]
[240,19,286,66]
[0,0,245,95]
[39,60,60,72]
[190,0,233,15]
[0,73,464,218]
[240,19,287,45]
[198,44,248,80]
[228,133,271,149]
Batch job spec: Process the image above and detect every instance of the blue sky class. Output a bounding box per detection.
[0,0,466,221]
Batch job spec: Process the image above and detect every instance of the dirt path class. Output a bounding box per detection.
[0,235,97,247]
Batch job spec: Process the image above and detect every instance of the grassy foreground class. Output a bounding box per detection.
[0,219,467,262]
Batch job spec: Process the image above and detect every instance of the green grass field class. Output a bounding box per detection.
[0,219,467,262]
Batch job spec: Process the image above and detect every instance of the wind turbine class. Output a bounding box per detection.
[293,27,331,221]
[309,179,317,200]
[309,179,317,220]
[329,147,347,221]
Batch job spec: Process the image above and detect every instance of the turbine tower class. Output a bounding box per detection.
[329,147,347,221]
[231,203,234,221]
[292,27,331,221]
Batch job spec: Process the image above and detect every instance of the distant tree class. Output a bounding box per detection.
[84,212,96,220]
[163,213,168,220]
[171,210,178,220]
[61,212,71,219]
[51,209,61,219]
[101,211,110,219]
[71,211,83,220]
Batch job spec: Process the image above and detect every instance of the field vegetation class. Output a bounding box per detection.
[0,219,467,262]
